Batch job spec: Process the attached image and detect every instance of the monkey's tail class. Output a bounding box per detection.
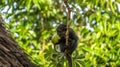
[65,53,72,67]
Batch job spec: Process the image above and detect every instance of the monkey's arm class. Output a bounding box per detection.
[67,29,78,55]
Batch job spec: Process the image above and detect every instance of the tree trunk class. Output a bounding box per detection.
[0,16,35,67]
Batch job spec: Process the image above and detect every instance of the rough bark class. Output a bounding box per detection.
[0,16,35,67]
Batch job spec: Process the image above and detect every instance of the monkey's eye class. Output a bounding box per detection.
[57,29,62,32]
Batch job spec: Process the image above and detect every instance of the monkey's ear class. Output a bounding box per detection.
[51,33,60,44]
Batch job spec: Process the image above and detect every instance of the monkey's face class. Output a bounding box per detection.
[57,29,66,37]
[57,24,67,38]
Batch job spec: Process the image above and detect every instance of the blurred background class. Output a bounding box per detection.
[0,0,120,67]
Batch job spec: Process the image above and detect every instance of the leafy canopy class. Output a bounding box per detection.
[0,0,120,67]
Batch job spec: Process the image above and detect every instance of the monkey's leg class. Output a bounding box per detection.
[65,52,72,67]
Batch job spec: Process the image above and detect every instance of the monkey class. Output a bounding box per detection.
[56,24,78,67]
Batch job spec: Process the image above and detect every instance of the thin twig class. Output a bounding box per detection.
[64,0,71,46]
[64,1,72,67]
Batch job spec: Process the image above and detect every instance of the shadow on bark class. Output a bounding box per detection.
[0,16,36,67]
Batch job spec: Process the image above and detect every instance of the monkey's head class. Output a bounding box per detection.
[56,24,68,38]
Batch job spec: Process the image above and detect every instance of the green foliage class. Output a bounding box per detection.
[0,0,120,67]
[51,33,60,44]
